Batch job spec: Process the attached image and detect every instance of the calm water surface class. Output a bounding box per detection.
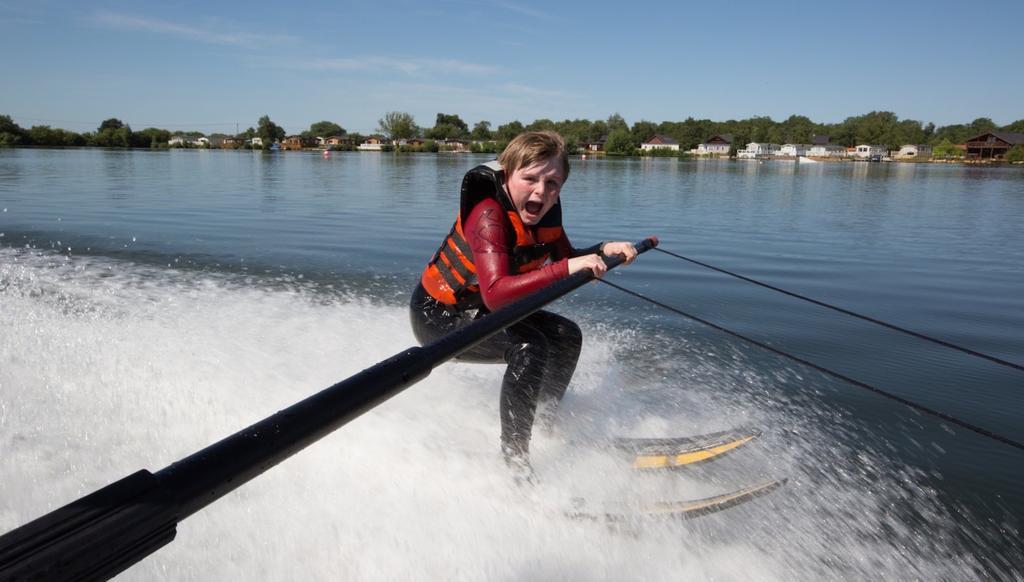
[2,148,1023,580]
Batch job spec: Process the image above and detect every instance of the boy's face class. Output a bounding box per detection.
[504,158,565,226]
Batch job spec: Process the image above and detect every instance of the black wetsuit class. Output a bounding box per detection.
[409,284,582,463]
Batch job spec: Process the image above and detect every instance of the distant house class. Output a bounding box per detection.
[282,135,315,150]
[640,134,680,151]
[440,139,468,152]
[808,144,847,157]
[248,137,264,148]
[168,135,209,147]
[854,144,887,159]
[896,144,933,159]
[778,144,810,157]
[220,137,242,149]
[581,135,607,152]
[737,143,780,159]
[399,138,426,147]
[358,136,386,151]
[964,132,1024,159]
[695,134,732,155]
[325,135,353,147]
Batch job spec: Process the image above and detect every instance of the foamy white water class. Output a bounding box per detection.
[0,247,1000,580]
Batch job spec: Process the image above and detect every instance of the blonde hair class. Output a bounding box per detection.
[498,130,570,181]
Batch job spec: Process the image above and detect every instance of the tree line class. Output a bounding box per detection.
[3,111,1023,155]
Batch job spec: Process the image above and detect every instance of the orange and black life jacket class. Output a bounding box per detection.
[420,161,564,309]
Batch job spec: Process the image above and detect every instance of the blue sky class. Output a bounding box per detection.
[2,0,1021,135]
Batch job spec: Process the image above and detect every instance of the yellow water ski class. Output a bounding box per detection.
[613,427,761,470]
[567,478,786,522]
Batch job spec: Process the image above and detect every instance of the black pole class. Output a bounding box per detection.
[0,237,658,581]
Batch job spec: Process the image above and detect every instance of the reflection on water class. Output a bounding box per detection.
[1,149,1023,578]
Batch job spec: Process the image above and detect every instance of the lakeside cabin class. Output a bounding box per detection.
[964,132,1024,160]
[169,135,209,148]
[896,144,933,159]
[808,144,847,157]
[737,143,781,159]
[695,134,732,156]
[440,139,469,152]
[358,136,387,151]
[641,134,680,151]
[325,135,353,147]
[778,144,810,157]
[282,135,317,150]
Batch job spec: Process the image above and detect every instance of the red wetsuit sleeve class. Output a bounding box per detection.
[465,198,569,311]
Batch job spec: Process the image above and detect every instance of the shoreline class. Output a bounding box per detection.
[4,145,1022,167]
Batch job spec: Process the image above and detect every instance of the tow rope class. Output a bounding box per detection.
[598,248,1024,452]
[652,247,1024,372]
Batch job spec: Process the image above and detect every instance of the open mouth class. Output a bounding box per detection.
[524,201,544,215]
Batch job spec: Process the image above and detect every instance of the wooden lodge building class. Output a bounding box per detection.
[964,132,1024,159]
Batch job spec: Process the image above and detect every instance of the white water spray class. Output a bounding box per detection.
[0,248,992,580]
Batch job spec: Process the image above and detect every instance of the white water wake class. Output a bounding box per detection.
[0,247,993,580]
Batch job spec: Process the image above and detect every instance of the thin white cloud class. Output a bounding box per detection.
[85,12,296,48]
[487,0,551,20]
[441,0,552,20]
[265,55,499,77]
[319,77,584,127]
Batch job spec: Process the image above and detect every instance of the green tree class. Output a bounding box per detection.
[28,125,58,146]
[1005,145,1024,163]
[378,111,419,142]
[631,120,658,144]
[0,114,27,145]
[133,127,171,148]
[779,114,817,144]
[931,123,970,145]
[98,118,125,132]
[257,115,286,145]
[588,120,609,143]
[606,113,628,133]
[968,117,998,136]
[471,120,493,141]
[604,129,635,155]
[93,119,134,147]
[1003,119,1024,133]
[554,118,594,145]
[525,118,555,132]
[426,113,469,140]
[496,120,524,141]
[304,121,345,138]
[933,138,963,159]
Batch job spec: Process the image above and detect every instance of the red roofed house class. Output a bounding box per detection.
[641,134,680,151]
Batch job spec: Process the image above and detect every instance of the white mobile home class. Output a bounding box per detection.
[738,142,781,158]
[808,144,846,157]
[854,144,887,159]
[778,144,809,157]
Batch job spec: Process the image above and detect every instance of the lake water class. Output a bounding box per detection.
[1,148,1023,580]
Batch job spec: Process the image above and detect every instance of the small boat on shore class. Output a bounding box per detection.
[798,156,819,164]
